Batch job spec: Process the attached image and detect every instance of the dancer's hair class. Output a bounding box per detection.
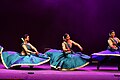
[63,33,69,40]
[21,34,29,42]
[109,30,115,36]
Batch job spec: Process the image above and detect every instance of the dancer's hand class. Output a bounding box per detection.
[32,52,36,54]
[67,48,71,51]
[36,51,39,55]
[112,46,118,50]
[80,47,83,51]
[27,53,30,56]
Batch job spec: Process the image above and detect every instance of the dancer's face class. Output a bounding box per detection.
[110,32,115,38]
[65,34,70,40]
[25,36,30,42]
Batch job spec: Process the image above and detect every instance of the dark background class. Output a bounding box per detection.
[0,0,120,54]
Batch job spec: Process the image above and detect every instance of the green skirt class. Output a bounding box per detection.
[45,49,90,70]
[1,48,50,69]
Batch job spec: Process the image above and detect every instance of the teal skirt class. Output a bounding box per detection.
[45,49,90,70]
[1,50,50,69]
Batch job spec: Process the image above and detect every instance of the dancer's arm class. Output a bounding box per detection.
[108,40,118,49]
[116,38,120,43]
[71,40,83,51]
[29,43,39,54]
[62,43,71,52]
[22,45,36,55]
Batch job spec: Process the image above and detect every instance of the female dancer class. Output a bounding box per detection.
[92,30,120,59]
[45,33,90,70]
[1,34,50,69]
[92,30,120,70]
[108,30,120,51]
[21,34,39,56]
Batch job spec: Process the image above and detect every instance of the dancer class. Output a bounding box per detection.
[92,30,120,59]
[21,34,39,56]
[45,33,90,70]
[92,30,120,70]
[108,30,120,51]
[1,34,50,69]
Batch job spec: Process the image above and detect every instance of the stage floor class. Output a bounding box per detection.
[0,63,120,80]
